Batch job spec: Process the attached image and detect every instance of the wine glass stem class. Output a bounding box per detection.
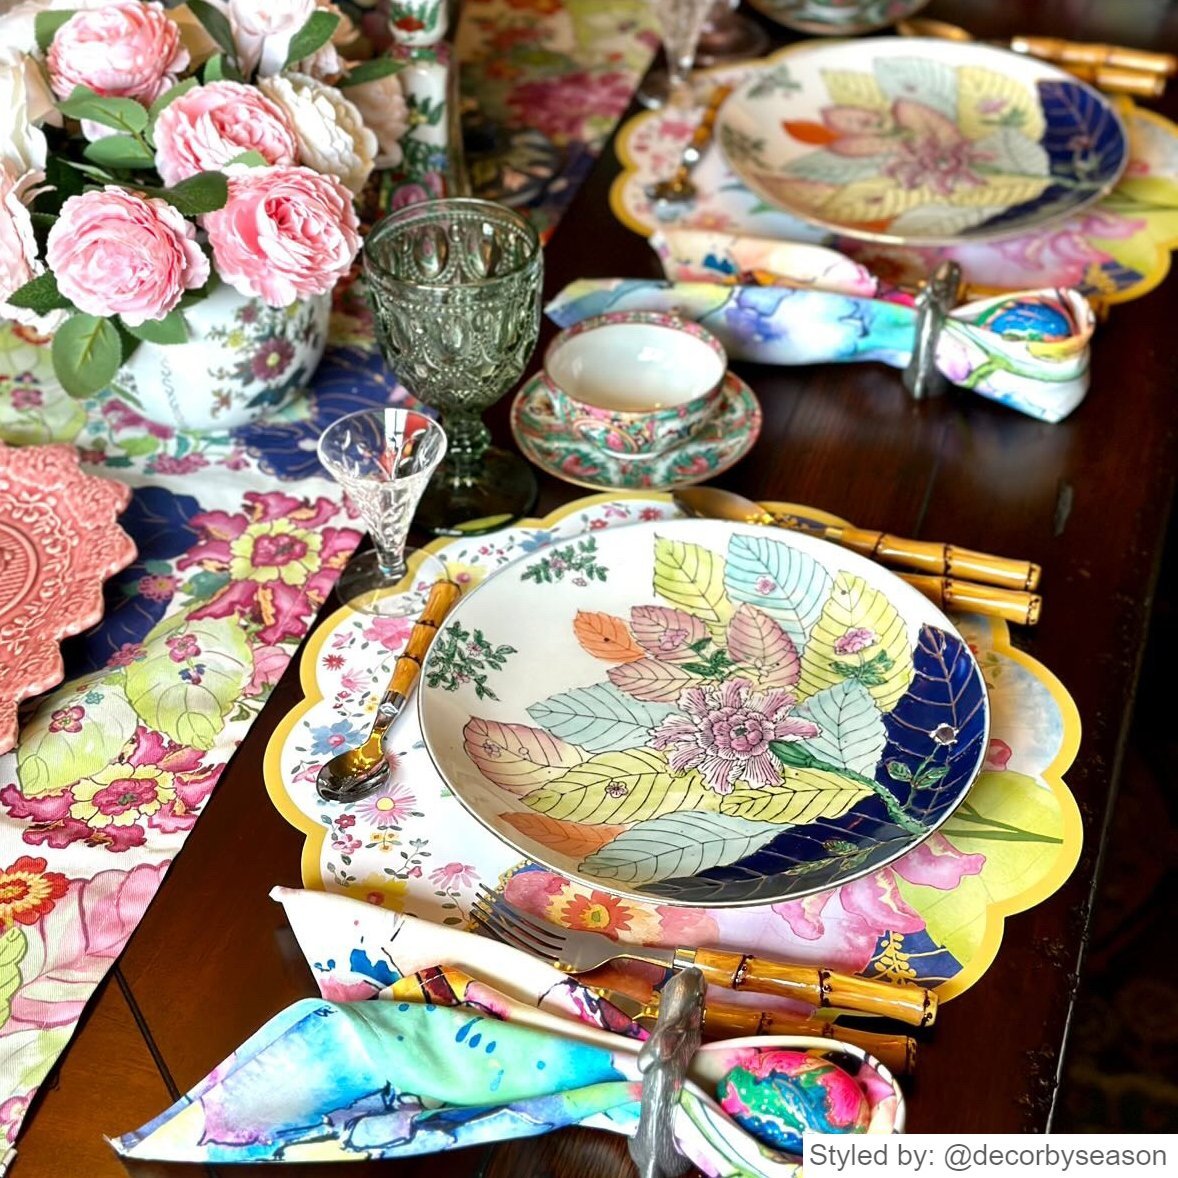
[441,410,492,485]
[372,537,408,582]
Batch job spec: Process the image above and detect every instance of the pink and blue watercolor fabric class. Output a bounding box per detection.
[109,965,903,1172]
[545,279,1094,423]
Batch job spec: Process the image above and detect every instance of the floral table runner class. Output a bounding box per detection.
[266,493,1082,1006]
[0,4,661,1153]
[611,47,1178,305]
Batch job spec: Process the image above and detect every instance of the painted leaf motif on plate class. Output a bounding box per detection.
[718,765,871,825]
[463,717,587,794]
[796,680,887,776]
[820,68,888,112]
[726,602,800,688]
[956,65,1044,141]
[499,812,629,858]
[527,682,676,753]
[629,605,709,664]
[797,571,913,711]
[652,537,733,636]
[579,810,785,887]
[724,533,831,650]
[571,611,644,663]
[522,747,721,825]
[607,657,695,703]
[873,56,958,121]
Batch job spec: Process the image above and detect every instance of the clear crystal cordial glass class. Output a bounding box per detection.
[639,0,715,109]
[364,198,543,536]
[318,408,448,616]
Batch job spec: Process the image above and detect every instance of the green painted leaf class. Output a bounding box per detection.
[874,56,957,120]
[719,765,870,825]
[724,533,831,650]
[35,10,75,53]
[17,683,138,798]
[522,748,721,825]
[125,309,188,345]
[285,9,340,67]
[58,85,148,133]
[527,682,676,753]
[51,313,122,398]
[782,151,886,185]
[124,615,253,749]
[579,810,783,887]
[971,128,1049,180]
[0,927,28,1029]
[338,57,404,87]
[5,272,72,316]
[83,134,154,170]
[796,681,886,776]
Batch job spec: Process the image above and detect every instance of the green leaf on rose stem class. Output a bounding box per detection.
[202,53,243,84]
[51,313,123,398]
[113,319,139,364]
[285,9,340,67]
[187,0,238,65]
[124,309,189,345]
[148,77,198,123]
[57,85,148,134]
[5,271,73,315]
[145,171,229,216]
[34,10,75,53]
[226,150,268,168]
[63,160,119,184]
[83,134,155,170]
[337,57,404,88]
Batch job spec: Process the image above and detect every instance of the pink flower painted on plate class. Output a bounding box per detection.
[833,627,876,655]
[429,862,478,890]
[362,614,414,651]
[165,633,201,663]
[351,779,414,829]
[651,678,820,794]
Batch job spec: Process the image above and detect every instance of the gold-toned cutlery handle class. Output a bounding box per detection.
[901,574,1042,626]
[699,1002,916,1074]
[832,526,1041,591]
[389,579,462,697]
[1011,35,1178,77]
[685,948,937,1027]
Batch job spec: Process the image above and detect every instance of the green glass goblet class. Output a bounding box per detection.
[363,198,543,536]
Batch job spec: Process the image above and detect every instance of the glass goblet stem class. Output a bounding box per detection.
[439,410,493,485]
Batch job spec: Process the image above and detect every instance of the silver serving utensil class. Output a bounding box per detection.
[645,84,732,207]
[316,579,460,803]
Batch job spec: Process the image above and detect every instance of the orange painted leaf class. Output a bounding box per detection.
[573,611,645,663]
[500,811,629,857]
[782,120,839,145]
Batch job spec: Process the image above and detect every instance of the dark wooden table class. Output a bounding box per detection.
[13,2,1178,1174]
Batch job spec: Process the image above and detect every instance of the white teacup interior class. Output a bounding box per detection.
[548,322,725,412]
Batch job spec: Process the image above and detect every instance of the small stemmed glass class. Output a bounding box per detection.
[639,0,716,110]
[318,407,448,616]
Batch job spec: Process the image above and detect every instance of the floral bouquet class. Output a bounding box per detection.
[0,0,416,399]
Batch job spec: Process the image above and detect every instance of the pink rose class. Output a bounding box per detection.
[46,0,188,104]
[153,81,298,186]
[46,186,210,324]
[202,164,359,306]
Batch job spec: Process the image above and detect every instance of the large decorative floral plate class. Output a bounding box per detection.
[716,38,1128,246]
[747,0,930,36]
[0,443,136,753]
[417,518,989,907]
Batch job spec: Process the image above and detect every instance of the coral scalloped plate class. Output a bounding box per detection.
[0,443,137,754]
[418,519,990,907]
[716,37,1128,246]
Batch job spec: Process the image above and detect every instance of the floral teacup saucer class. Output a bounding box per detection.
[510,370,762,492]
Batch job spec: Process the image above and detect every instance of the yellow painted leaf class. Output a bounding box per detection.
[652,536,733,637]
[940,175,1050,208]
[572,611,645,663]
[463,717,587,795]
[797,572,913,712]
[819,177,928,225]
[719,766,871,825]
[957,66,1044,141]
[821,68,889,112]
[522,747,722,825]
[499,811,630,857]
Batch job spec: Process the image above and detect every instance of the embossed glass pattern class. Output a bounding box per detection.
[364,199,543,536]
[317,408,448,615]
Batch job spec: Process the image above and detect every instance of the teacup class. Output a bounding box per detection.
[542,311,728,456]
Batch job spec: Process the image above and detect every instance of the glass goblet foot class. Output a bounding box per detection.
[415,447,538,537]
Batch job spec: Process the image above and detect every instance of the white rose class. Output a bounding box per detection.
[258,72,375,196]
[0,165,46,324]
[0,48,50,176]
[225,0,346,80]
[344,69,408,169]
[0,0,108,55]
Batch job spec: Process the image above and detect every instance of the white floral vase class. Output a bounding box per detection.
[111,280,331,433]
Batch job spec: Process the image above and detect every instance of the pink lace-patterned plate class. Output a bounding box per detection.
[0,443,136,753]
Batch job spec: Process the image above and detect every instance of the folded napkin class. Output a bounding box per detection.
[546,278,1095,423]
[109,889,905,1171]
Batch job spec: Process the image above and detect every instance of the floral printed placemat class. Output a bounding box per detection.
[265,492,1082,1006]
[611,47,1178,305]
